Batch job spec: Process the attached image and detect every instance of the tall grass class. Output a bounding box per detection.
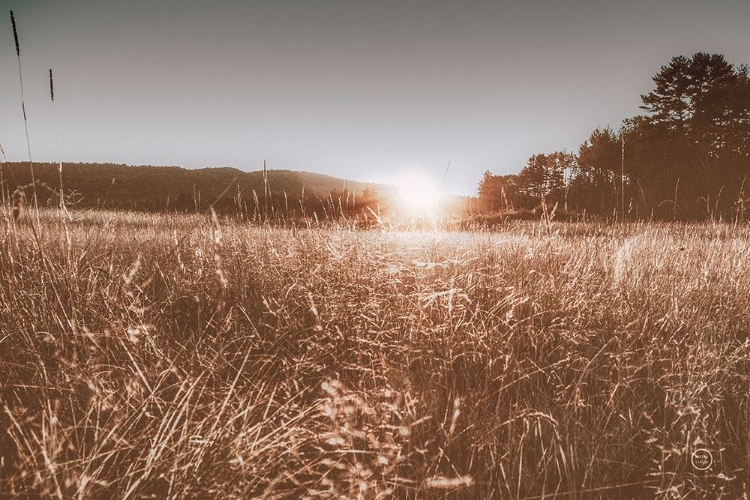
[1,210,749,498]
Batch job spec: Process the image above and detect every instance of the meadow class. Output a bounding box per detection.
[1,209,749,499]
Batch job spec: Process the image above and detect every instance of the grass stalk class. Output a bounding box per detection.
[10,10,37,206]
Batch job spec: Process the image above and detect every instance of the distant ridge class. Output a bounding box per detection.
[0,162,395,212]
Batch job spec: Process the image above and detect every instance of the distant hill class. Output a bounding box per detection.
[0,162,396,215]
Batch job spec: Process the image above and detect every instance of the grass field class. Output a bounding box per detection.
[1,209,749,498]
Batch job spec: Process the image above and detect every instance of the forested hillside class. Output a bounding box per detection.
[0,162,392,217]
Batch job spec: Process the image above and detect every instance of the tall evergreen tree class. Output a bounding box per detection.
[635,53,750,218]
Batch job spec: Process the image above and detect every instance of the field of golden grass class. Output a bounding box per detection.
[1,210,749,498]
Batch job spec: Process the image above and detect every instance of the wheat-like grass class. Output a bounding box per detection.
[1,211,749,497]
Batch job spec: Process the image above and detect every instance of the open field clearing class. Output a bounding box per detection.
[1,210,750,498]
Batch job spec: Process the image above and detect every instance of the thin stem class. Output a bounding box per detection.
[50,69,67,213]
[10,10,37,206]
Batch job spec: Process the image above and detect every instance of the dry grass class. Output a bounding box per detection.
[1,210,750,498]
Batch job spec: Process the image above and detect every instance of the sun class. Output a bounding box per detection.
[393,169,443,217]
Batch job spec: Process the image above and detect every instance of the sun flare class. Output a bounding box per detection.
[393,169,443,216]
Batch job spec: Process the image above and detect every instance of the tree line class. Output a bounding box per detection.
[477,53,750,221]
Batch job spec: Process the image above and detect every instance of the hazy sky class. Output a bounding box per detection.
[1,0,748,195]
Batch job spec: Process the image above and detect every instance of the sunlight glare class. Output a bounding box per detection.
[394,169,442,216]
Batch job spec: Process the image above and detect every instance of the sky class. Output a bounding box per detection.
[0,0,748,195]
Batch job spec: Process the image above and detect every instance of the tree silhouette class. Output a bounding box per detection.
[517,152,573,207]
[571,128,621,214]
[478,53,750,220]
[635,53,750,217]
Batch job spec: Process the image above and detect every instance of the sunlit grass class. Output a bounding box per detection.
[1,209,749,498]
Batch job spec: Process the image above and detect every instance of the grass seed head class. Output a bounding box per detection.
[10,10,20,56]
